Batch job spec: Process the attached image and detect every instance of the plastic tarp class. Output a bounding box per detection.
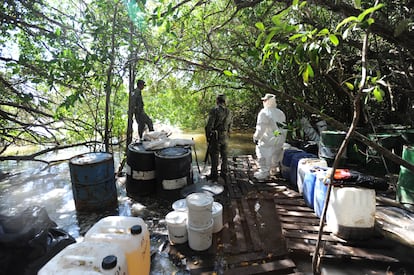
[0,206,76,275]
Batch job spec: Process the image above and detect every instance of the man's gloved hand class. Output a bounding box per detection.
[253,136,258,145]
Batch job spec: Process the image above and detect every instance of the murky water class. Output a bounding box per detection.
[0,129,255,274]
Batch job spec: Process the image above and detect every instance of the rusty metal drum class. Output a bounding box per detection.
[69,152,117,211]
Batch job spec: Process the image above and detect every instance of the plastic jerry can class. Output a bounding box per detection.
[38,241,128,275]
[297,158,328,194]
[314,169,331,218]
[327,186,376,240]
[84,216,150,275]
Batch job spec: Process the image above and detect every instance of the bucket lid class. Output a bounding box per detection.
[212,202,223,214]
[165,211,187,224]
[186,192,214,209]
[70,152,112,165]
[155,147,189,158]
[172,199,187,211]
[180,183,224,198]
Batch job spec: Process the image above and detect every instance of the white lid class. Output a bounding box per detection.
[165,211,187,224]
[186,193,214,209]
[172,199,187,211]
[212,202,223,214]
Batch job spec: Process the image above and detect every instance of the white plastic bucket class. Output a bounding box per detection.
[84,216,150,275]
[186,192,213,228]
[297,158,328,194]
[172,198,188,212]
[212,202,223,233]
[187,219,214,251]
[165,211,188,244]
[38,242,128,275]
[327,187,376,240]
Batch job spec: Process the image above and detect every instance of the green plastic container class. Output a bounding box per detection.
[397,146,414,205]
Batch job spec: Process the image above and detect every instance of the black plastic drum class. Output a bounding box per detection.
[155,146,192,199]
[126,142,156,197]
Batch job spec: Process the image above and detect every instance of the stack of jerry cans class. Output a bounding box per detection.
[38,241,128,274]
[84,216,151,275]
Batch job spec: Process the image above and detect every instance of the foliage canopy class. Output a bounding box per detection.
[0,0,413,161]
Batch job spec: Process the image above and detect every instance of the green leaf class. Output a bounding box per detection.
[373,87,384,102]
[223,70,233,76]
[354,0,361,9]
[302,66,309,84]
[307,63,314,78]
[366,18,375,26]
[256,32,264,48]
[274,51,280,61]
[329,34,339,46]
[264,30,277,45]
[289,33,304,41]
[357,4,384,22]
[345,82,355,90]
[318,28,330,35]
[335,16,358,32]
[255,22,265,31]
[271,8,289,24]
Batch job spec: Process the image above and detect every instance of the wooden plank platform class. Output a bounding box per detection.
[167,155,414,274]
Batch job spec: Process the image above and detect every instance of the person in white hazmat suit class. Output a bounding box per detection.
[253,93,287,180]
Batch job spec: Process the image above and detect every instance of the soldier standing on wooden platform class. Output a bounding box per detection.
[253,93,287,180]
[205,94,232,182]
[132,79,154,140]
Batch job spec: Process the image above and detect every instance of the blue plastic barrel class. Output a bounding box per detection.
[281,149,303,179]
[314,170,330,218]
[289,152,317,189]
[69,152,117,211]
[303,172,317,209]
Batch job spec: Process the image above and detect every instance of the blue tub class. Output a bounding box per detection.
[281,149,303,179]
[69,152,117,211]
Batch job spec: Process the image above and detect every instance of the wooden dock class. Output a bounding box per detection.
[167,155,414,274]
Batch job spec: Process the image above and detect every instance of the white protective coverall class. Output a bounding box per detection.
[253,94,287,180]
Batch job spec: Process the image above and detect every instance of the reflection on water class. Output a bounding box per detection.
[174,129,256,161]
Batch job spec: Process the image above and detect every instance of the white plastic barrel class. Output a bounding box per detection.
[327,186,376,240]
[212,202,223,233]
[297,158,328,194]
[38,242,128,275]
[165,210,188,244]
[186,193,214,228]
[84,216,150,275]
[187,219,214,251]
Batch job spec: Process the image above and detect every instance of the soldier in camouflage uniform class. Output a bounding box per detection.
[205,94,232,182]
[132,79,154,140]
